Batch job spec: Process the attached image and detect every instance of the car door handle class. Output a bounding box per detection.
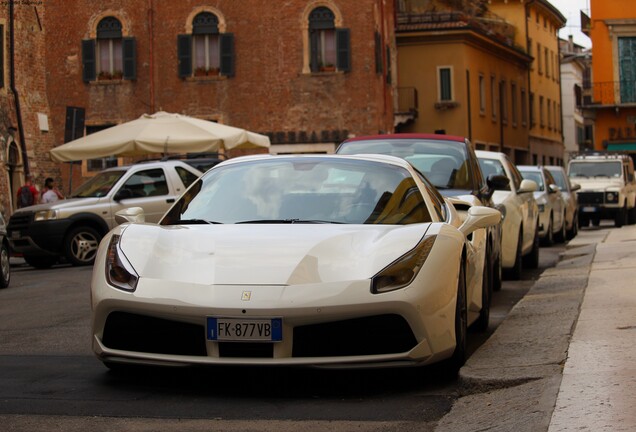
[166,198,175,203]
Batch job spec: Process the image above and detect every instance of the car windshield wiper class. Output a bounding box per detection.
[235,219,342,224]
[170,219,223,225]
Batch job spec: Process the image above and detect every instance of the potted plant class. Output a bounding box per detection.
[98,71,112,80]
[111,70,123,80]
[207,67,220,76]
[320,63,336,72]
[194,67,207,77]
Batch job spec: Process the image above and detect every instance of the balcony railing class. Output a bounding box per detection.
[581,81,636,107]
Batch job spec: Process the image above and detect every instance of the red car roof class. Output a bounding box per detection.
[342,133,467,143]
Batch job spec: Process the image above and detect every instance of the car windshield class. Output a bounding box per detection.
[568,161,622,178]
[71,170,127,198]
[547,169,567,190]
[478,158,510,191]
[519,171,545,191]
[337,139,473,190]
[161,158,433,225]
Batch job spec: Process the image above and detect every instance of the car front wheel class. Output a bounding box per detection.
[65,226,102,266]
[0,242,10,288]
[443,260,467,376]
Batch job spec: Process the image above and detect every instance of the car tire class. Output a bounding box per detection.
[615,205,627,228]
[0,242,10,288]
[567,212,578,239]
[524,223,540,269]
[506,229,523,280]
[23,254,57,269]
[628,206,636,225]
[555,212,567,243]
[475,250,491,332]
[443,260,467,376]
[579,213,589,228]
[64,226,102,266]
[541,214,554,246]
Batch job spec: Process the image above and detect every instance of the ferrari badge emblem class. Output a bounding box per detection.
[241,291,252,301]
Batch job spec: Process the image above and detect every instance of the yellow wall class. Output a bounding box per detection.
[397,31,530,159]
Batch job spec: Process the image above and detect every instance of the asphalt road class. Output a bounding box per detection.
[0,245,565,432]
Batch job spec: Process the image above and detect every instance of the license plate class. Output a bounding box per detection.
[207,317,282,342]
[582,206,598,213]
[11,231,20,239]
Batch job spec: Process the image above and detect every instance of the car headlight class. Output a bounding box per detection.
[106,234,139,292]
[34,210,58,221]
[371,235,437,294]
[605,192,618,203]
[538,204,545,212]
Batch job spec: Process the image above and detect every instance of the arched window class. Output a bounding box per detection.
[82,16,136,82]
[304,5,350,74]
[178,11,234,78]
[96,17,123,79]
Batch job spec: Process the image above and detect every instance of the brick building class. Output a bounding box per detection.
[1,2,58,216]
[43,0,396,191]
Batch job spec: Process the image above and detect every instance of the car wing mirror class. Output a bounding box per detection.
[518,179,538,193]
[115,207,145,224]
[487,174,510,191]
[114,188,133,201]
[459,206,501,237]
[570,182,581,192]
[548,184,560,193]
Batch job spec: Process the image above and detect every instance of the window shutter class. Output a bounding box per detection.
[374,32,383,75]
[336,28,351,72]
[220,33,235,77]
[81,39,96,82]
[309,31,320,72]
[177,34,192,78]
[123,37,136,80]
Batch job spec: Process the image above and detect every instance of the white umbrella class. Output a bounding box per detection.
[50,111,270,162]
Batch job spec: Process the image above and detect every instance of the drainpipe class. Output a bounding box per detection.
[148,0,155,113]
[525,0,535,164]
[9,0,29,175]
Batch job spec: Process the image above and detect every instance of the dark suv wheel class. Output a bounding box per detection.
[0,242,10,288]
[65,226,102,266]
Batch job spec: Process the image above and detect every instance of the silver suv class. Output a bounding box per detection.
[567,153,636,227]
[7,160,203,268]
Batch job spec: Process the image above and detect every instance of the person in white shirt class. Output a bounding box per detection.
[41,177,64,203]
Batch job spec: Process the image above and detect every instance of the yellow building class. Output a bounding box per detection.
[489,0,566,166]
[583,0,636,153]
[396,1,532,163]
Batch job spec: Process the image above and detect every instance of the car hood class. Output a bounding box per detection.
[571,177,624,191]
[15,197,104,213]
[119,223,431,286]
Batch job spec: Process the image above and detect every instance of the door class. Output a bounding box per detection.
[111,168,174,224]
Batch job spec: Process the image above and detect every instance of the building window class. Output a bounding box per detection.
[501,80,508,124]
[537,43,542,74]
[491,75,497,121]
[308,6,350,73]
[540,96,545,128]
[479,74,486,114]
[529,92,535,128]
[618,37,636,103]
[437,67,453,101]
[178,11,234,78]
[545,47,550,78]
[521,88,528,126]
[511,82,518,127]
[85,125,120,173]
[82,16,136,82]
[547,98,552,130]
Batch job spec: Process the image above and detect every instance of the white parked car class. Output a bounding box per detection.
[0,212,10,289]
[477,151,540,279]
[518,166,566,245]
[91,154,500,374]
[546,166,580,239]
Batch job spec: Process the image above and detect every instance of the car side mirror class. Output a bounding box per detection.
[114,189,133,201]
[548,184,560,194]
[459,206,502,237]
[518,179,538,193]
[487,174,510,191]
[115,207,145,224]
[570,182,581,192]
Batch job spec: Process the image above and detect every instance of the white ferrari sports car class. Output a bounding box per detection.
[91,154,500,373]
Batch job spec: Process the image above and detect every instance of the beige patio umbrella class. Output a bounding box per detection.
[50,111,270,162]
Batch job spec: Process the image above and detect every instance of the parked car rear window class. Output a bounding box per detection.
[71,170,126,198]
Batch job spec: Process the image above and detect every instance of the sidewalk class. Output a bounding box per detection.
[435,225,636,432]
[548,224,636,431]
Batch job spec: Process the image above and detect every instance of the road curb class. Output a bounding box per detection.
[435,233,602,432]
